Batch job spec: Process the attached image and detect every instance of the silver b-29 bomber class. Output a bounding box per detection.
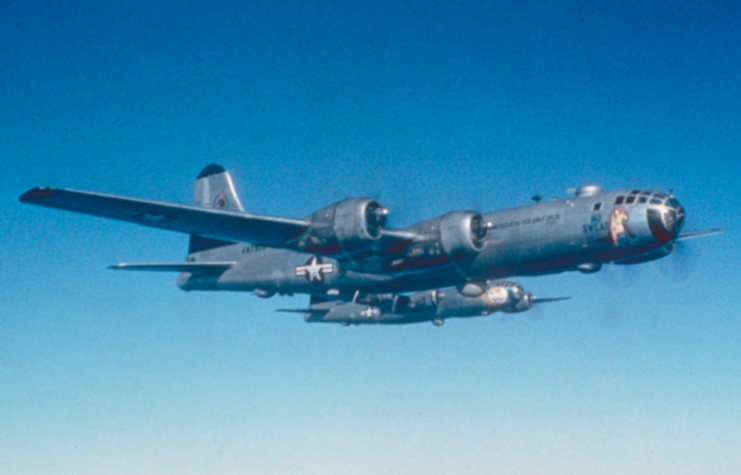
[20,165,723,326]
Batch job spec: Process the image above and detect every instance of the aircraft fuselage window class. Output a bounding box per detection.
[615,196,625,205]
[638,196,647,204]
[626,196,636,204]
[593,203,602,211]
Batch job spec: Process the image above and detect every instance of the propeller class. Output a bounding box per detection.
[651,240,698,283]
[597,262,642,288]
[521,294,570,321]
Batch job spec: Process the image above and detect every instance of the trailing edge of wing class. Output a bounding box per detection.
[109,262,236,273]
[19,187,309,246]
[676,228,727,241]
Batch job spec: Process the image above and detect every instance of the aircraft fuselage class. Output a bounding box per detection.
[178,186,684,297]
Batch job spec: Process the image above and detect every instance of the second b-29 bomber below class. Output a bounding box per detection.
[20,164,724,326]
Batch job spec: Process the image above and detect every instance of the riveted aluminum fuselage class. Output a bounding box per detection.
[177,188,683,297]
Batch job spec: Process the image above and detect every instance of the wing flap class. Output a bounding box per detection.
[20,187,309,246]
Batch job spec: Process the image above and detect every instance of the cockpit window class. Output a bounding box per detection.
[654,192,668,199]
[638,196,647,204]
[667,199,680,209]
[626,196,636,204]
[593,203,602,211]
[641,190,651,195]
[650,198,662,205]
[615,196,625,205]
[630,190,640,194]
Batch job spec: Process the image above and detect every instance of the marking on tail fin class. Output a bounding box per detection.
[213,192,227,210]
[193,164,244,212]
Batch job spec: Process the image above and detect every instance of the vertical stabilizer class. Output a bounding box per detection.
[189,164,242,255]
[193,164,245,212]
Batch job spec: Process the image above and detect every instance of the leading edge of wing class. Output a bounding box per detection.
[20,187,310,246]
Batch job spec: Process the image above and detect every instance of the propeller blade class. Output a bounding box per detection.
[531,296,571,304]
[653,239,698,283]
[677,228,727,241]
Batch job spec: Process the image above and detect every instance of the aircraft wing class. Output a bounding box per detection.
[19,187,422,265]
[20,187,309,246]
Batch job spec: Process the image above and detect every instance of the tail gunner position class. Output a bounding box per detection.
[20,165,724,326]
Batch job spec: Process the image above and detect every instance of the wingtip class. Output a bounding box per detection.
[197,164,226,179]
[19,187,60,203]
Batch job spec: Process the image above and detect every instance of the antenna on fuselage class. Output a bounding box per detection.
[531,194,543,203]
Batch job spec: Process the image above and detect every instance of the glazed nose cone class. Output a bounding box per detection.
[647,198,685,244]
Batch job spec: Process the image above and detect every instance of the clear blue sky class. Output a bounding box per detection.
[1,1,739,474]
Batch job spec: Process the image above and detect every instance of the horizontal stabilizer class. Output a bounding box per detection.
[677,228,727,241]
[109,262,235,273]
[276,308,330,315]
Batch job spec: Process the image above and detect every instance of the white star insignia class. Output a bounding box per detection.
[295,256,334,284]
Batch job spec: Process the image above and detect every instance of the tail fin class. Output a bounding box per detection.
[193,164,244,211]
[189,164,243,254]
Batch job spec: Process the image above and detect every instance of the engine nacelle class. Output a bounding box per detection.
[305,198,389,256]
[406,289,445,311]
[438,211,489,259]
[334,198,387,244]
